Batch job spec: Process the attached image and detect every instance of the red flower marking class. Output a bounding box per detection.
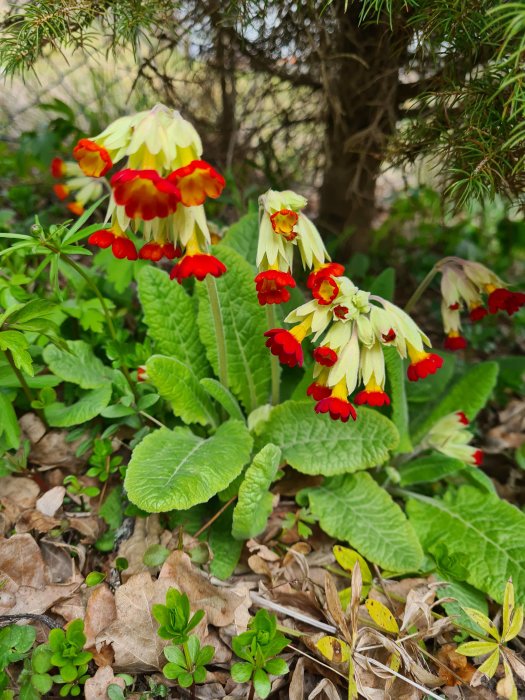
[314,396,357,423]
[407,353,443,382]
[53,184,69,200]
[354,390,391,407]
[313,346,338,367]
[51,157,65,178]
[488,288,525,316]
[112,237,138,261]
[382,328,397,343]
[88,229,115,249]
[307,263,345,290]
[67,202,84,216]
[306,382,331,401]
[472,449,483,466]
[469,305,488,322]
[254,270,296,305]
[170,253,226,283]
[444,333,467,351]
[312,276,339,305]
[263,328,303,368]
[457,411,469,425]
[137,366,147,382]
[111,169,181,220]
[73,138,112,177]
[139,242,182,261]
[269,210,298,241]
[168,160,225,207]
[448,302,460,311]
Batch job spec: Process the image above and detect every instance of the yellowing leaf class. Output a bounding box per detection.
[388,652,401,673]
[338,584,371,611]
[315,636,351,663]
[498,660,518,700]
[333,545,372,584]
[456,640,498,657]
[504,606,524,643]
[462,607,500,641]
[477,648,501,679]
[502,579,524,643]
[365,599,399,634]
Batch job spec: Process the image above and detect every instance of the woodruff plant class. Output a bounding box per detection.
[2,102,525,608]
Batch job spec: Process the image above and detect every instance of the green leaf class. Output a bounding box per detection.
[143,544,170,568]
[232,444,281,540]
[138,266,210,379]
[407,486,525,603]
[43,341,113,389]
[435,579,489,636]
[196,245,271,413]
[384,347,412,453]
[253,668,271,699]
[231,662,254,683]
[146,355,218,427]
[44,384,112,427]
[369,268,395,301]
[303,473,423,571]
[209,510,244,580]
[221,213,259,267]
[0,331,33,375]
[398,453,465,486]
[5,299,56,325]
[264,657,288,676]
[200,378,245,421]
[256,401,399,475]
[85,571,106,586]
[30,673,53,694]
[412,362,499,444]
[0,393,20,449]
[125,420,253,512]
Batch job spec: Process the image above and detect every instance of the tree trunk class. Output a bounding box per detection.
[317,5,410,258]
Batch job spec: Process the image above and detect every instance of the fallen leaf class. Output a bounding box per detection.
[308,677,342,699]
[14,510,60,535]
[36,486,66,516]
[289,657,305,700]
[117,515,163,580]
[84,585,117,649]
[0,533,46,587]
[0,476,40,509]
[84,665,126,700]
[437,643,476,686]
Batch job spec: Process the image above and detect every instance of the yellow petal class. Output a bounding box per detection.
[478,648,501,679]
[315,636,351,663]
[333,545,372,584]
[456,641,498,657]
[462,607,500,641]
[365,599,399,634]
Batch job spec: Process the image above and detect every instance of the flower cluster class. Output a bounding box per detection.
[422,412,483,466]
[255,190,330,305]
[439,257,525,350]
[264,266,443,422]
[73,104,226,281]
[50,157,104,217]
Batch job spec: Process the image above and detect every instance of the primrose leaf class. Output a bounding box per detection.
[125,420,253,512]
[232,444,281,540]
[196,245,271,413]
[146,355,218,427]
[43,340,113,388]
[256,401,399,475]
[303,473,423,571]
[138,266,210,379]
[407,486,525,603]
[44,384,112,427]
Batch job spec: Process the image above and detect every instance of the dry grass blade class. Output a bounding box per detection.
[324,571,351,642]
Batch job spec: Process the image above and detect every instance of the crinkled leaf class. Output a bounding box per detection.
[407,486,525,603]
[44,384,112,427]
[138,266,210,379]
[303,473,423,571]
[257,401,399,475]
[232,444,281,540]
[200,377,245,421]
[221,213,259,267]
[196,245,271,413]
[43,340,113,388]
[125,420,253,512]
[0,330,33,375]
[209,510,243,580]
[146,355,218,427]
[412,362,498,444]
[384,347,412,453]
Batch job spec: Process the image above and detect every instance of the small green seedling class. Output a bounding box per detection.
[0,625,36,697]
[0,625,54,700]
[63,474,100,499]
[153,588,214,694]
[231,609,289,699]
[46,619,92,696]
[86,438,124,483]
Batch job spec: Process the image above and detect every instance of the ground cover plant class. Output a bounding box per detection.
[1,3,525,699]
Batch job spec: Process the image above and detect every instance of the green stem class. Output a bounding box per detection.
[403,265,439,314]
[3,349,46,424]
[247,681,255,700]
[206,275,228,387]
[266,305,280,405]
[181,642,196,699]
[58,252,139,402]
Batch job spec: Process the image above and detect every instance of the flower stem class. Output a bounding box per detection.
[266,305,280,405]
[58,252,139,403]
[404,265,439,314]
[206,275,228,388]
[3,349,46,424]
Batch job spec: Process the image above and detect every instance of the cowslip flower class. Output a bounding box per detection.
[438,257,525,349]
[422,412,483,466]
[255,189,330,305]
[73,104,226,279]
[264,267,442,421]
[50,158,104,216]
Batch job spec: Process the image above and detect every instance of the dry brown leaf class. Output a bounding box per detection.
[0,533,46,587]
[20,414,87,470]
[67,514,101,542]
[436,643,475,686]
[0,476,40,508]
[84,584,117,649]
[52,592,87,624]
[5,580,82,615]
[289,657,305,700]
[117,514,163,580]
[14,510,60,534]
[247,554,273,577]
[324,572,350,642]
[308,677,342,699]
[40,540,79,583]
[36,486,66,516]
[84,665,126,700]
[400,585,436,632]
